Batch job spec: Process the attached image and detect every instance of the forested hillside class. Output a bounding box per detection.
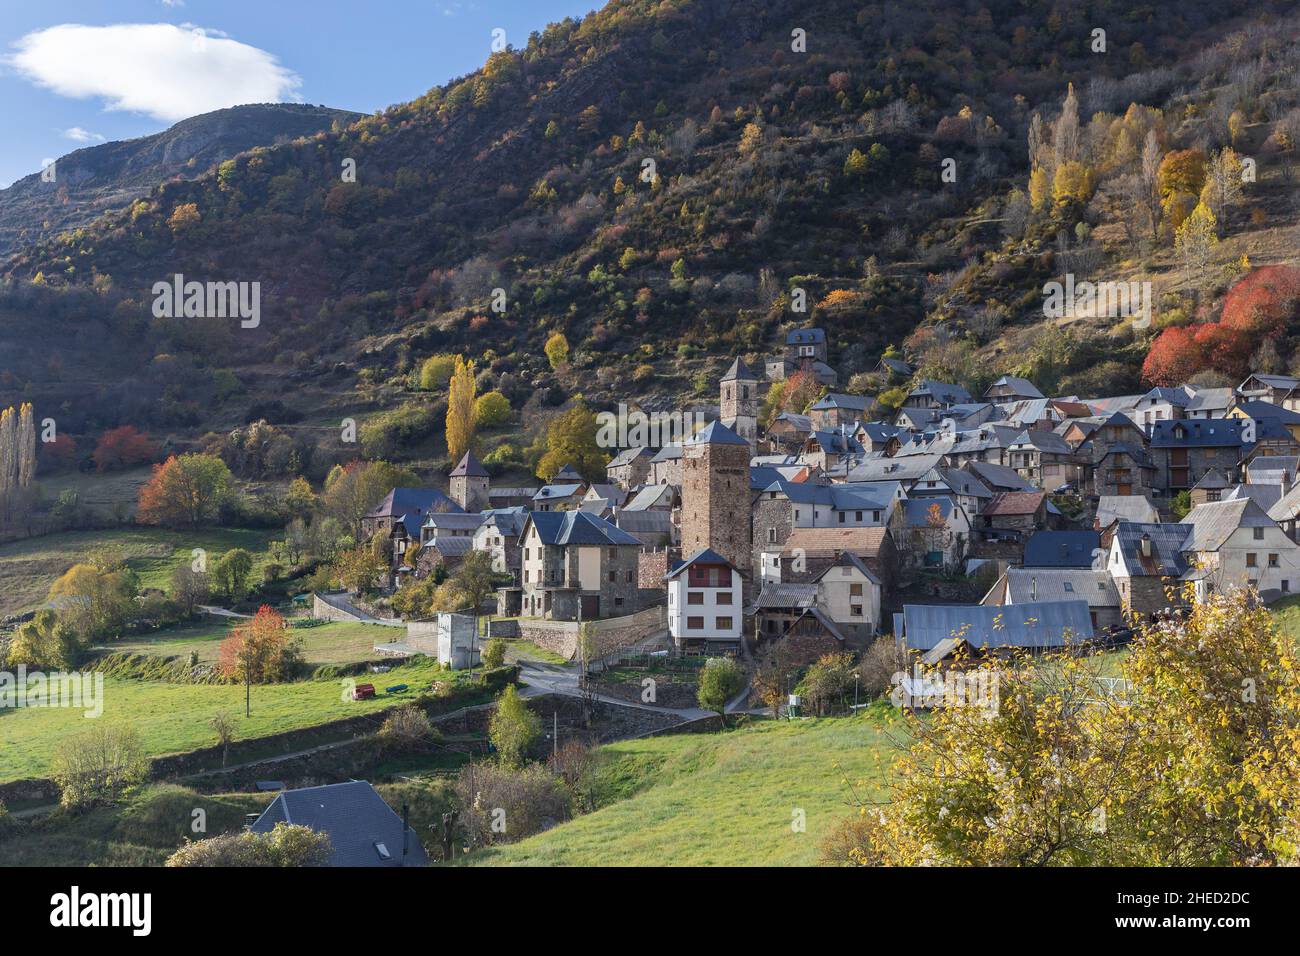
[1,0,1298,483]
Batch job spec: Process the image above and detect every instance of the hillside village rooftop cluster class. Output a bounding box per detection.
[346,329,1300,664]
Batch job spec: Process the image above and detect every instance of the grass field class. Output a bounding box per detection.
[108,619,403,666]
[472,710,898,866]
[36,467,153,519]
[0,527,277,617]
[0,656,448,783]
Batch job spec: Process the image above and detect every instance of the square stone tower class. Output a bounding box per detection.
[681,421,753,584]
[449,451,489,512]
[719,357,759,448]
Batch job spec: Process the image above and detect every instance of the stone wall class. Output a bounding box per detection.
[516,605,668,661]
[637,548,674,589]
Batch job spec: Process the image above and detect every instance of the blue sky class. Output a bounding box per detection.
[0,0,600,188]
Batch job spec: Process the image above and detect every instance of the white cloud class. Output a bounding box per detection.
[63,126,106,143]
[8,23,302,123]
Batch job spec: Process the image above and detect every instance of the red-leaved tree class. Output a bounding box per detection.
[92,426,157,472]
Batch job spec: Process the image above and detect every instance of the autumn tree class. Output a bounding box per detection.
[536,403,608,482]
[445,355,477,463]
[136,453,233,527]
[218,605,302,684]
[321,459,419,540]
[544,332,569,370]
[52,723,150,810]
[825,589,1300,866]
[166,823,331,867]
[474,390,511,427]
[92,425,157,471]
[1175,201,1219,278]
[48,557,138,642]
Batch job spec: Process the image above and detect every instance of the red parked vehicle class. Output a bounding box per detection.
[351,683,376,701]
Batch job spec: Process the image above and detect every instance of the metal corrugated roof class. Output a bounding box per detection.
[898,600,1094,650]
[1005,569,1119,607]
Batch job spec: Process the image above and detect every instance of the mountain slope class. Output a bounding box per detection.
[1,0,1297,477]
[0,104,362,259]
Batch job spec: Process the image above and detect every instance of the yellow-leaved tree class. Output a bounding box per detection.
[445,355,476,464]
[823,588,1300,867]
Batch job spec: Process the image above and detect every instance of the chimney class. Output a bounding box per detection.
[1140,532,1152,558]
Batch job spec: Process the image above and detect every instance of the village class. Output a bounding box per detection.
[340,326,1300,674]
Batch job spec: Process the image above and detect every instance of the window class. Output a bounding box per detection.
[838,511,845,524]
[615,597,624,607]
[1269,553,1280,567]
[609,548,617,559]
[626,570,634,583]
[608,570,616,583]
[1284,580,1291,593]
[768,528,777,543]
[1063,581,1074,592]
[873,511,881,522]
[717,592,733,605]
[856,511,863,522]
[851,604,863,617]
[688,592,704,605]
[687,616,704,630]
[1254,527,1265,540]
[1247,553,1258,568]
[849,583,863,596]
[715,617,733,630]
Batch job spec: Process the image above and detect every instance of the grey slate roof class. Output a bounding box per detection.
[650,444,683,463]
[421,512,487,533]
[533,483,585,502]
[449,452,488,478]
[251,781,429,867]
[987,375,1044,399]
[525,510,643,546]
[1224,483,1284,512]
[1023,530,1101,568]
[607,446,654,468]
[622,484,675,511]
[1004,569,1120,608]
[786,328,826,345]
[721,357,758,382]
[1150,419,1247,448]
[686,420,750,446]
[814,550,882,585]
[1095,495,1160,526]
[909,379,973,405]
[1113,522,1191,576]
[897,600,1095,651]
[665,547,739,580]
[365,488,465,537]
[1180,497,1275,552]
[810,392,871,412]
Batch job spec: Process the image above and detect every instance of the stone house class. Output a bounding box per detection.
[1148,419,1247,494]
[1007,429,1077,491]
[765,412,813,454]
[984,375,1044,405]
[778,526,897,601]
[902,379,973,412]
[647,445,683,486]
[605,446,654,489]
[808,392,871,429]
[983,568,1123,635]
[1105,522,1191,617]
[532,482,587,512]
[1180,497,1300,602]
[1236,372,1300,407]
[472,508,528,582]
[1091,443,1156,498]
[518,511,644,620]
[360,487,463,542]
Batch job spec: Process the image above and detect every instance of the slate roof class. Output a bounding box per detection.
[365,488,465,537]
[650,444,683,463]
[1236,400,1300,424]
[665,547,739,580]
[1150,419,1247,448]
[1180,497,1275,552]
[1224,483,1284,512]
[1240,373,1300,391]
[903,496,958,528]
[814,550,882,585]
[721,357,758,382]
[553,464,583,480]
[525,510,642,547]
[986,375,1044,399]
[477,507,528,537]
[1004,569,1120,608]
[786,328,826,345]
[940,467,993,499]
[251,781,429,868]
[1095,495,1160,526]
[533,483,585,502]
[1184,387,1235,414]
[909,379,973,405]
[622,484,676,511]
[896,600,1094,651]
[449,452,488,478]
[607,446,654,468]
[1269,483,1300,522]
[1096,441,1154,468]
[1246,455,1299,477]
[1023,530,1101,568]
[1192,468,1232,490]
[686,420,750,446]
[847,453,946,482]
[810,392,871,412]
[614,509,674,541]
[983,490,1047,517]
[424,536,475,558]
[964,461,1036,492]
[1113,522,1191,576]
[769,412,813,433]
[879,356,915,377]
[1010,429,1074,455]
[806,429,864,456]
[421,512,487,533]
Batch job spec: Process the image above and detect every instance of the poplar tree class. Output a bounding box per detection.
[445,355,477,464]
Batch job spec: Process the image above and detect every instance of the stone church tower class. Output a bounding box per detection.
[449,451,489,512]
[719,357,759,448]
[681,421,753,588]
